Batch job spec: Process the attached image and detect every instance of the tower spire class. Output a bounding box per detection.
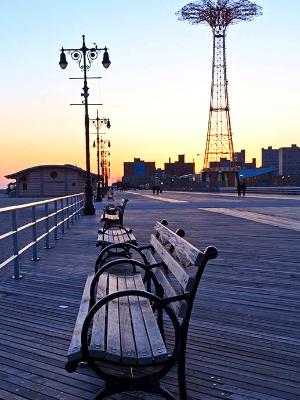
[176,0,262,170]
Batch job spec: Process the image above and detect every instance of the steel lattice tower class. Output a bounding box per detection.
[177,0,262,170]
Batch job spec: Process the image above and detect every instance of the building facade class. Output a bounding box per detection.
[262,144,300,179]
[279,144,300,177]
[123,158,156,187]
[6,164,97,197]
[235,149,256,169]
[262,146,279,175]
[164,155,195,176]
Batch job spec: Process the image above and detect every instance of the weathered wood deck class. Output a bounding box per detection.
[0,193,299,399]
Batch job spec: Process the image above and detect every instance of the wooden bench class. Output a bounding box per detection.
[96,225,138,261]
[100,198,128,229]
[66,220,218,400]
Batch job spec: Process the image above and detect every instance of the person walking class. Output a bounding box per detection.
[237,182,241,197]
[241,181,247,197]
[156,186,160,195]
[152,186,156,195]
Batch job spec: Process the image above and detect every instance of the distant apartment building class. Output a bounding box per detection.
[123,158,156,186]
[279,144,300,177]
[262,144,300,178]
[262,146,279,175]
[234,149,245,167]
[235,149,256,169]
[164,154,195,176]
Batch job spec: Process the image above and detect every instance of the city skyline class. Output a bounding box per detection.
[1,0,299,188]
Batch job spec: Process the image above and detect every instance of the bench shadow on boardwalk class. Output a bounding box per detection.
[0,204,299,399]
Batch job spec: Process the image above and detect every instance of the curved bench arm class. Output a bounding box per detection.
[81,289,181,363]
[90,259,162,306]
[95,243,148,272]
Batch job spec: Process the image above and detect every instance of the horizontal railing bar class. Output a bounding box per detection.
[3,203,83,235]
[0,194,83,272]
[17,221,35,233]
[36,232,48,243]
[0,254,18,270]
[0,230,15,241]
[18,241,35,255]
[0,193,84,214]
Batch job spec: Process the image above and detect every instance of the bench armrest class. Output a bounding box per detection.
[95,243,146,271]
[90,259,161,306]
[81,289,181,362]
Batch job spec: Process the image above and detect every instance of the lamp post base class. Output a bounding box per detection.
[84,183,96,215]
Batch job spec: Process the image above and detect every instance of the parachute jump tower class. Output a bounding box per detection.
[177,0,262,173]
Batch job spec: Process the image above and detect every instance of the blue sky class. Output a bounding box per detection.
[1,0,299,185]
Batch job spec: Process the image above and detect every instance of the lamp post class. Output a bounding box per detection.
[91,110,111,202]
[100,140,111,196]
[59,35,111,215]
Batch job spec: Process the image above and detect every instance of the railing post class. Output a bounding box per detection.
[61,199,65,234]
[74,196,78,220]
[31,206,39,261]
[66,197,70,229]
[70,196,74,225]
[12,210,22,279]
[54,200,59,240]
[44,203,51,249]
[79,195,83,216]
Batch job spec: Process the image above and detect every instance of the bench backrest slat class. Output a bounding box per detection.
[154,222,204,267]
[143,248,187,317]
[144,221,218,321]
[150,234,194,292]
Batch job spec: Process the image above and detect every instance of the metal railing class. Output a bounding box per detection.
[0,193,84,279]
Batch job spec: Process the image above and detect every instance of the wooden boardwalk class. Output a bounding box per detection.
[0,194,299,399]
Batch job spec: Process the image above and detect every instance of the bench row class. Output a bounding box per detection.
[66,220,218,400]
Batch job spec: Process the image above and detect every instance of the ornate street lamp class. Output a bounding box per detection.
[59,35,111,215]
[91,110,111,202]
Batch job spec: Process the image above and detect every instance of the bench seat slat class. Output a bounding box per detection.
[118,276,138,364]
[150,234,194,291]
[90,273,108,358]
[133,275,168,363]
[97,227,137,248]
[67,274,94,362]
[125,276,153,364]
[106,275,121,362]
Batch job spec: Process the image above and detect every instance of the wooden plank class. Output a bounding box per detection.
[125,276,154,364]
[67,274,93,362]
[150,234,194,291]
[142,249,187,318]
[133,275,168,363]
[105,274,121,362]
[117,276,138,364]
[89,273,108,358]
[154,221,204,266]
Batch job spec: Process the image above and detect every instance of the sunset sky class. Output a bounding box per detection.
[1,0,299,188]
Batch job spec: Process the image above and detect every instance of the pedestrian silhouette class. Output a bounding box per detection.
[237,183,241,197]
[156,186,160,195]
[241,182,247,197]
